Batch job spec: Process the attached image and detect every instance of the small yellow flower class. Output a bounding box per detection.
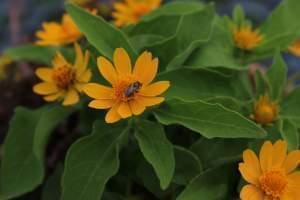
[33,43,91,106]
[252,95,278,125]
[288,39,300,57]
[83,48,170,123]
[0,55,12,80]
[239,140,300,200]
[36,14,82,46]
[233,26,263,50]
[112,0,161,27]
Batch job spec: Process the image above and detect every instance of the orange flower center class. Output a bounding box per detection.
[113,76,141,102]
[52,65,76,89]
[259,171,288,199]
[234,27,262,50]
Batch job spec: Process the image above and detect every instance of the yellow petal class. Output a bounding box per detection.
[62,88,79,106]
[288,172,300,188]
[283,150,300,174]
[105,104,121,123]
[44,91,64,102]
[117,102,132,118]
[129,100,145,115]
[140,57,158,86]
[239,163,259,185]
[83,83,113,100]
[53,52,69,67]
[97,56,117,85]
[240,185,264,200]
[33,82,59,95]
[259,141,273,173]
[74,42,84,70]
[77,69,92,83]
[272,140,287,169]
[140,81,170,96]
[88,99,114,109]
[241,150,261,183]
[114,48,131,75]
[35,67,53,82]
[137,96,164,107]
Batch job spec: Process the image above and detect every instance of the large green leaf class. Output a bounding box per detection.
[279,119,299,150]
[0,105,73,199]
[266,52,287,100]
[280,87,300,126]
[61,121,129,200]
[42,166,63,200]
[135,120,175,190]
[154,99,266,139]
[66,4,137,60]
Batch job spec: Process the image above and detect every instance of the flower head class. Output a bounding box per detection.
[33,43,91,106]
[288,39,300,57]
[233,25,263,50]
[253,95,279,125]
[112,0,161,27]
[36,14,82,46]
[239,140,300,200]
[83,48,170,123]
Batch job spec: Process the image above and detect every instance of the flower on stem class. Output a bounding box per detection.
[83,48,170,123]
[112,0,161,27]
[288,39,300,57]
[33,43,91,106]
[233,25,263,50]
[239,140,300,200]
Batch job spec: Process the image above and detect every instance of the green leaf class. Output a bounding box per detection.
[42,166,63,200]
[266,51,287,100]
[173,146,202,185]
[233,5,245,26]
[280,87,300,126]
[254,69,270,98]
[280,119,299,150]
[154,99,266,139]
[176,164,238,200]
[0,105,73,199]
[61,121,129,200]
[135,120,175,189]
[66,4,137,60]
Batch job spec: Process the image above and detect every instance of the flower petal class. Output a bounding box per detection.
[134,52,158,86]
[283,150,300,174]
[35,67,53,82]
[240,185,264,200]
[74,42,84,70]
[240,149,261,184]
[44,91,64,102]
[129,100,145,115]
[288,171,300,188]
[88,99,114,109]
[259,141,273,173]
[114,48,131,75]
[33,82,59,95]
[83,83,113,100]
[239,163,260,185]
[97,56,117,85]
[140,81,170,97]
[77,69,92,83]
[272,140,287,169]
[118,102,132,118]
[137,96,164,107]
[105,104,121,123]
[62,88,79,106]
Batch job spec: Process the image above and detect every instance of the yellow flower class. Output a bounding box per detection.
[36,14,82,46]
[253,95,279,125]
[233,26,263,50]
[83,48,170,123]
[0,55,12,80]
[288,39,300,57]
[112,0,161,27]
[239,140,300,200]
[33,43,91,106]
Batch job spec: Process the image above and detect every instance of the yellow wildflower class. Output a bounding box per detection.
[288,39,300,57]
[36,14,82,46]
[33,43,91,106]
[233,25,263,50]
[0,55,12,80]
[83,48,170,123]
[112,0,161,27]
[252,95,278,125]
[239,140,300,200]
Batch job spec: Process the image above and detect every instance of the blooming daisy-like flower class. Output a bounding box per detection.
[239,140,300,200]
[33,43,91,106]
[252,95,278,125]
[36,13,82,46]
[112,0,161,27]
[83,48,170,123]
[233,25,263,50]
[288,39,300,57]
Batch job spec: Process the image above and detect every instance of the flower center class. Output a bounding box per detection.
[234,27,262,50]
[52,65,76,89]
[113,76,141,102]
[259,171,288,199]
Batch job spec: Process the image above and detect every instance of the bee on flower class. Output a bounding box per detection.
[112,0,161,27]
[83,48,170,123]
[239,140,300,200]
[33,43,91,106]
[288,39,300,57]
[233,25,263,51]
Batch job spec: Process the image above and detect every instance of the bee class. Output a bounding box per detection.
[124,81,142,98]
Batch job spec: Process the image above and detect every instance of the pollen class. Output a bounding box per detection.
[253,95,278,125]
[259,170,288,199]
[52,65,76,89]
[233,26,263,50]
